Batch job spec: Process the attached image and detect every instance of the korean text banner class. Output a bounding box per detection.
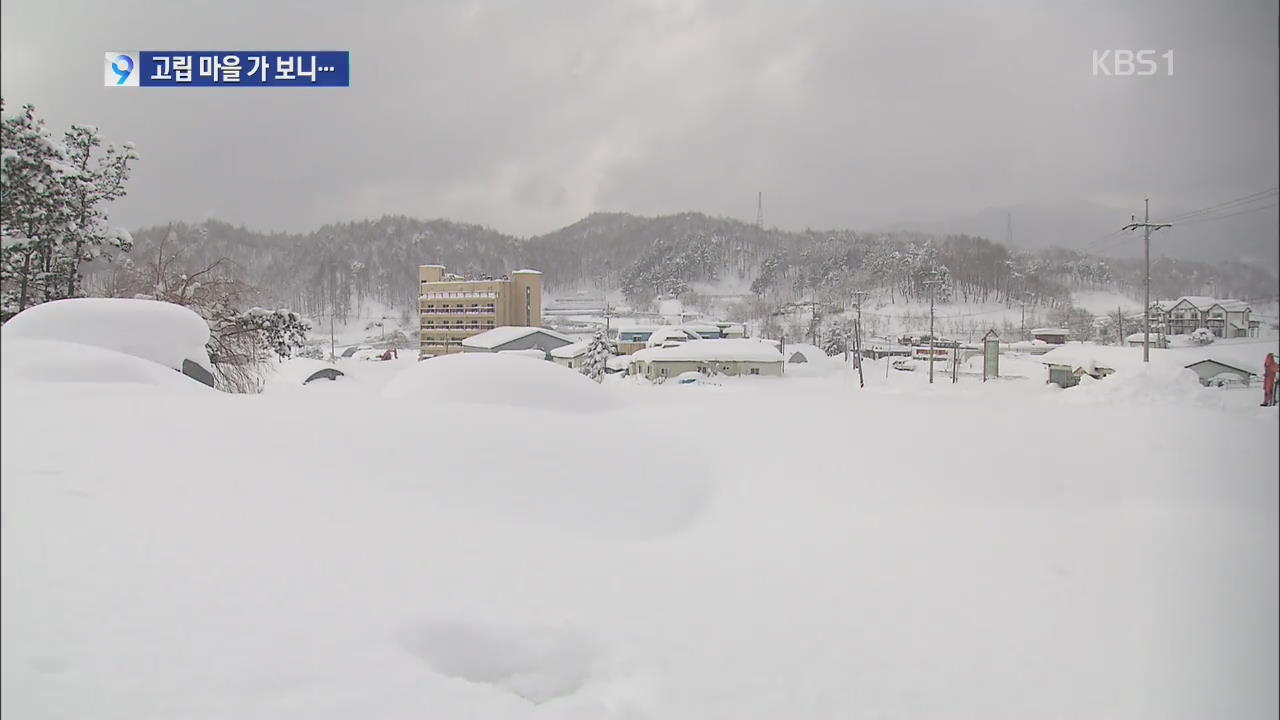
[105,52,350,87]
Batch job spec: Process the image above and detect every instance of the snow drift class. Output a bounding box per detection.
[382,352,619,413]
[1,338,210,391]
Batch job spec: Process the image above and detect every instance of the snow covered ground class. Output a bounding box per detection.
[3,347,1277,719]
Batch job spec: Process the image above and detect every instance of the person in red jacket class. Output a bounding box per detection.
[1264,353,1277,407]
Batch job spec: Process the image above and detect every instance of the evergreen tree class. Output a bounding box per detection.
[1,100,136,321]
[581,330,610,383]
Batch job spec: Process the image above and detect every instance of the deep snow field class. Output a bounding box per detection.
[3,349,1278,719]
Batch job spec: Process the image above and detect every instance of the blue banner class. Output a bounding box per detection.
[104,51,350,87]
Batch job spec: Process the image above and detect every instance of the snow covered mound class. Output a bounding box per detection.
[382,352,619,412]
[1,339,209,391]
[265,358,344,390]
[2,298,211,372]
[783,343,846,376]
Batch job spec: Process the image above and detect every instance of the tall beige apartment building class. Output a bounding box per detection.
[418,265,543,356]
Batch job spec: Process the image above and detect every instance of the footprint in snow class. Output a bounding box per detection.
[399,619,600,704]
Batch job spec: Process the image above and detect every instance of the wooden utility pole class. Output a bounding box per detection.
[854,318,865,388]
[851,290,867,371]
[924,274,944,384]
[1122,197,1173,362]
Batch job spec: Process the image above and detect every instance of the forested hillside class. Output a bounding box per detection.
[92,212,1279,328]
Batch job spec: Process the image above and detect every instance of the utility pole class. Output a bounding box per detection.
[1122,197,1173,362]
[851,290,867,385]
[329,312,335,360]
[924,274,943,384]
[755,191,764,230]
[854,317,865,388]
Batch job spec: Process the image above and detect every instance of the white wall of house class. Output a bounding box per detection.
[631,358,784,379]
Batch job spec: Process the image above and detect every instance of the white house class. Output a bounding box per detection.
[1148,296,1253,338]
[549,340,592,369]
[460,326,574,357]
[1183,359,1255,387]
[629,339,785,381]
[645,326,703,348]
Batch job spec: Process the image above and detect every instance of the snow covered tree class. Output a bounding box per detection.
[1,100,136,321]
[1,101,72,319]
[581,330,610,383]
[57,124,137,299]
[821,326,849,356]
[211,308,311,361]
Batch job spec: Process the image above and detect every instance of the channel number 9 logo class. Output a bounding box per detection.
[104,52,140,86]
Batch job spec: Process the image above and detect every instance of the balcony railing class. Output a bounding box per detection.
[420,291,499,300]
[420,308,496,315]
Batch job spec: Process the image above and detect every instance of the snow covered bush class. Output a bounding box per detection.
[1190,328,1215,345]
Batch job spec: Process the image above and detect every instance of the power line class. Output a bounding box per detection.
[1170,201,1278,227]
[1071,186,1276,256]
[1159,187,1278,223]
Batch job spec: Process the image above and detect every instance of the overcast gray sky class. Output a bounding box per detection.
[2,0,1277,237]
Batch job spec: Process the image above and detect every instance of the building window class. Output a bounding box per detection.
[749,368,760,375]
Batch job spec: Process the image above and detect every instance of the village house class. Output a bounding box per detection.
[1183,359,1256,387]
[1148,296,1254,338]
[645,326,703,348]
[629,339,785,381]
[616,328,656,355]
[459,326,574,358]
[1037,345,1136,388]
[1030,328,1070,345]
[549,340,592,369]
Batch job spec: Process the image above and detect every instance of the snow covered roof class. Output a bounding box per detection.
[606,355,631,370]
[632,339,784,363]
[645,326,701,347]
[784,343,831,363]
[1041,340,1280,377]
[1214,299,1251,312]
[1184,359,1255,376]
[1173,296,1219,310]
[511,269,542,274]
[461,326,572,349]
[1125,332,1165,342]
[1039,344,1145,372]
[2,298,212,373]
[550,340,592,358]
[679,322,721,333]
[1030,328,1070,336]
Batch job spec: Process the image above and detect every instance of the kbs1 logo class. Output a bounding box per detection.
[104,51,350,87]
[1092,49,1173,76]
